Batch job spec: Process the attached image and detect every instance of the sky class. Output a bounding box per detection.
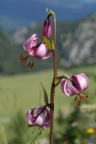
[37,0,96,9]
[0,0,96,30]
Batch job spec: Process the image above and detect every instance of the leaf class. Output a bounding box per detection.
[40,82,49,105]
[46,8,49,14]
[49,9,56,17]
[43,36,52,50]
[51,39,55,50]
[54,78,58,85]
[35,141,39,144]
[46,8,56,17]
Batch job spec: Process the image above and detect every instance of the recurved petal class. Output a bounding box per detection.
[71,73,89,91]
[35,43,52,59]
[27,47,36,56]
[79,73,89,90]
[26,108,36,125]
[44,109,50,128]
[23,34,38,51]
[35,113,45,127]
[61,79,80,96]
[41,51,52,60]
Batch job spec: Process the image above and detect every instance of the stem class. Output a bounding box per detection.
[50,17,57,144]
[53,18,57,78]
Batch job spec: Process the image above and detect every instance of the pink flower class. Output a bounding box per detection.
[26,106,50,128]
[61,73,89,96]
[23,34,52,59]
[42,19,52,38]
[33,43,52,59]
[23,34,38,51]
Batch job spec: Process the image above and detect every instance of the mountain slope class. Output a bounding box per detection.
[0,27,54,75]
[11,12,96,69]
[0,27,25,74]
[0,12,96,75]
[59,13,96,67]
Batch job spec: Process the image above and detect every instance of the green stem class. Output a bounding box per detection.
[50,17,57,144]
[53,17,57,78]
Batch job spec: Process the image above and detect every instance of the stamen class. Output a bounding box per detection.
[78,99,81,105]
[31,62,34,68]
[32,126,37,134]
[30,128,43,144]
[27,124,32,129]
[19,54,27,63]
[74,93,88,105]
[19,54,23,61]
[27,62,31,68]
[27,57,34,69]
[74,96,77,104]
[79,94,88,101]
[19,54,34,69]
[38,128,43,135]
[74,95,81,105]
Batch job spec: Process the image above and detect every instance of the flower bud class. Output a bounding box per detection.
[42,19,52,38]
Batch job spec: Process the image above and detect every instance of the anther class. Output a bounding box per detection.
[79,94,88,102]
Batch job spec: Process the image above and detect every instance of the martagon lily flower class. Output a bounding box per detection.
[61,73,89,96]
[26,106,50,128]
[23,34,52,59]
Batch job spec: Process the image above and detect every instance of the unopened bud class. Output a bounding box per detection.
[42,19,52,38]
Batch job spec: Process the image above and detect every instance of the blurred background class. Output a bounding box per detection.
[0,0,96,144]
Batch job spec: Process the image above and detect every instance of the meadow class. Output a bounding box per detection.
[0,66,96,143]
[0,66,96,116]
[0,69,73,117]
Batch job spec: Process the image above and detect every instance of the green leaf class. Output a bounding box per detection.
[46,8,49,14]
[51,39,55,50]
[40,82,49,105]
[46,8,56,17]
[54,78,58,85]
[35,141,39,144]
[49,10,56,17]
[43,36,52,50]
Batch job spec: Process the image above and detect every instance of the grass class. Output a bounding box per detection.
[0,69,74,143]
[0,66,96,117]
[0,69,74,117]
